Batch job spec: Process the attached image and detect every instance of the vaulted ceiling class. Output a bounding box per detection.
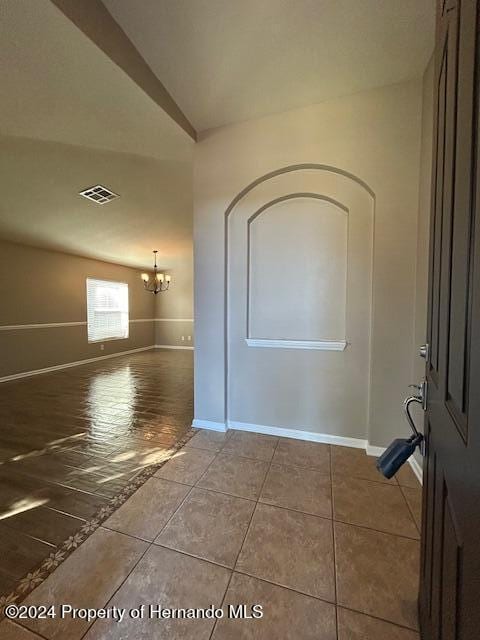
[103,0,435,132]
[0,0,193,270]
[0,0,434,268]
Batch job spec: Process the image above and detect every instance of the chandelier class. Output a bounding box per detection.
[141,250,171,294]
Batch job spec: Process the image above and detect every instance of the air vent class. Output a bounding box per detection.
[79,185,119,204]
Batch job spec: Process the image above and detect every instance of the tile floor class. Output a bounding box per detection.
[0,429,422,639]
[0,350,193,596]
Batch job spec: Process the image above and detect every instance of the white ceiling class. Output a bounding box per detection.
[103,0,435,132]
[0,0,194,270]
[0,0,434,268]
[0,135,192,271]
[0,0,193,159]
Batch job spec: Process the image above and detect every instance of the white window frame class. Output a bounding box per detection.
[86,278,129,343]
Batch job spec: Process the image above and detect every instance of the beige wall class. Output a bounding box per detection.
[155,320,194,348]
[249,199,348,341]
[154,253,194,348]
[194,78,425,447]
[0,239,156,378]
[226,173,373,438]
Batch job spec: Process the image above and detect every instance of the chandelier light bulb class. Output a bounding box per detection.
[141,251,171,294]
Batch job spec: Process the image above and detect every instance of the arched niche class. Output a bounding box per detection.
[247,193,348,342]
[225,165,375,440]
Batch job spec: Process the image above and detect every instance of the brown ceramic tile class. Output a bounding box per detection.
[83,545,231,640]
[103,477,190,541]
[108,444,173,469]
[186,429,230,452]
[0,621,45,640]
[236,503,335,601]
[3,506,84,547]
[155,487,255,567]
[60,471,108,494]
[396,464,421,489]
[197,453,269,500]
[401,487,423,531]
[212,573,337,640]
[0,569,18,597]
[0,350,193,593]
[0,349,425,634]
[49,450,94,469]
[46,487,109,521]
[333,476,419,538]
[0,525,53,580]
[222,431,278,461]
[272,438,330,471]
[260,463,332,518]
[332,445,396,484]
[94,476,136,499]
[155,447,216,485]
[22,528,148,640]
[335,522,420,629]
[337,607,420,639]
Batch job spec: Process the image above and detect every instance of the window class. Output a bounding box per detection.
[86,278,129,342]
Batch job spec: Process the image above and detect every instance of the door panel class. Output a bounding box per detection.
[440,494,461,640]
[421,423,435,617]
[428,40,447,378]
[420,2,480,639]
[447,0,476,437]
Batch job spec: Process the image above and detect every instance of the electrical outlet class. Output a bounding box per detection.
[100,344,105,351]
[181,335,185,341]
[187,336,191,341]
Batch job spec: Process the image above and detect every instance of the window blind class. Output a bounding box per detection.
[86,278,129,343]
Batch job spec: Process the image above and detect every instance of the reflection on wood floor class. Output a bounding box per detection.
[0,349,193,596]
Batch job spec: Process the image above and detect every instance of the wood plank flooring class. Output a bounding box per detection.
[0,349,193,596]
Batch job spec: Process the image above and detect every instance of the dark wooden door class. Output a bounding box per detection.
[419,1,480,639]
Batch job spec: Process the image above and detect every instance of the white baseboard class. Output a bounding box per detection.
[409,455,423,485]
[192,418,366,448]
[192,418,423,485]
[227,420,367,448]
[0,345,156,383]
[155,344,194,350]
[192,419,227,432]
[365,444,386,457]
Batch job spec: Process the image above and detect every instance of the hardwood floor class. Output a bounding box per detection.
[0,349,193,596]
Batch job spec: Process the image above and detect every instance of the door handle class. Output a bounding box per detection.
[408,379,427,410]
[404,395,423,439]
[377,380,426,478]
[419,343,429,360]
[403,379,427,454]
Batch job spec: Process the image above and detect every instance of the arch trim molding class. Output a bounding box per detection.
[247,192,349,225]
[246,192,349,338]
[225,163,375,222]
[224,163,375,422]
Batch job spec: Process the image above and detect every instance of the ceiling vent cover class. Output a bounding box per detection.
[79,185,119,205]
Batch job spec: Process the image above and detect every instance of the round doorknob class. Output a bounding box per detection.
[419,344,429,359]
